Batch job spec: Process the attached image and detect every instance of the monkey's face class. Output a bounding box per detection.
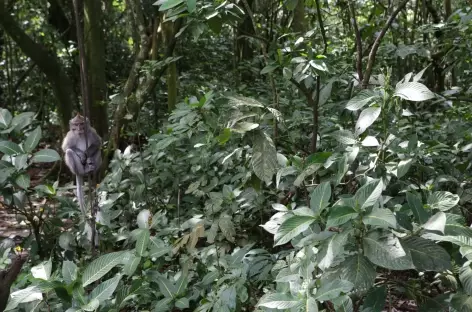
[70,122,86,136]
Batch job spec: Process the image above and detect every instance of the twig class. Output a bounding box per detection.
[349,0,363,82]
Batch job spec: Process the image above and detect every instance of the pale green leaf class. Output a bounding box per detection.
[62,261,78,284]
[90,274,122,303]
[326,206,359,227]
[363,208,397,229]
[354,179,383,210]
[274,215,316,246]
[363,231,414,270]
[346,90,379,111]
[0,108,12,128]
[395,82,436,102]
[355,107,381,136]
[24,127,42,153]
[314,279,353,301]
[32,149,61,163]
[0,141,22,155]
[407,192,430,224]
[341,254,376,289]
[82,251,126,287]
[136,229,150,256]
[401,236,451,271]
[427,191,459,211]
[423,212,446,233]
[332,130,357,145]
[256,293,300,309]
[251,131,278,185]
[310,181,331,214]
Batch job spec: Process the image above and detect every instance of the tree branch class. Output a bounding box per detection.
[362,0,410,88]
[349,0,363,83]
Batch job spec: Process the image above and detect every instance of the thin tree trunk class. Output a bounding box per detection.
[84,0,109,138]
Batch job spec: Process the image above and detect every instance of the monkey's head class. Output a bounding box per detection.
[69,113,90,136]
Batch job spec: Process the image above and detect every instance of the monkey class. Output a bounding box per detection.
[61,113,102,217]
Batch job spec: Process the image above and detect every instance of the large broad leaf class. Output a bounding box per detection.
[394,82,436,102]
[4,286,43,311]
[341,254,376,289]
[251,131,278,185]
[318,230,350,270]
[395,159,414,178]
[62,261,78,284]
[401,236,451,271]
[407,192,430,224]
[423,212,446,233]
[274,215,316,246]
[156,0,184,11]
[32,149,61,163]
[354,179,383,210]
[0,108,12,128]
[355,107,381,136]
[31,260,52,280]
[15,174,30,190]
[427,191,459,211]
[123,254,141,276]
[136,229,150,256]
[156,276,177,299]
[332,130,357,145]
[256,293,300,309]
[24,127,42,153]
[363,208,397,229]
[450,293,472,311]
[314,279,354,301]
[326,206,359,227]
[460,264,472,296]
[82,251,126,287]
[361,286,387,312]
[89,274,122,303]
[345,90,379,111]
[293,163,323,187]
[332,295,353,312]
[363,231,414,270]
[0,141,22,155]
[310,181,331,214]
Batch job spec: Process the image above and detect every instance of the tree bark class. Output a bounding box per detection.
[0,251,28,312]
[84,0,109,138]
[162,19,178,112]
[291,0,307,33]
[0,0,75,132]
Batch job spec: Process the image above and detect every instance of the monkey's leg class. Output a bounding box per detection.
[65,149,87,216]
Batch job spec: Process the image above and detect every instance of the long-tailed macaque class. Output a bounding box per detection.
[61,113,102,216]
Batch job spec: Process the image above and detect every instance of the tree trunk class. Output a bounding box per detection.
[84,0,109,138]
[0,0,75,132]
[291,0,307,33]
[162,18,178,112]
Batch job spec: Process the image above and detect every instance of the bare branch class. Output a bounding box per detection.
[362,0,410,88]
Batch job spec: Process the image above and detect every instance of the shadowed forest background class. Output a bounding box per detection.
[2,0,472,311]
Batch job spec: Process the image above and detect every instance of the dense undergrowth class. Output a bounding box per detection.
[2,0,472,311]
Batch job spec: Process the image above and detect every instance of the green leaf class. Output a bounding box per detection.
[394,82,436,102]
[149,237,172,259]
[396,159,414,178]
[346,90,379,111]
[341,254,376,289]
[274,215,316,246]
[256,293,300,309]
[284,0,298,10]
[15,174,30,189]
[363,231,414,270]
[123,254,141,276]
[82,251,126,287]
[318,231,350,270]
[363,208,397,229]
[31,260,52,280]
[401,236,451,271]
[355,107,381,136]
[423,212,446,233]
[153,298,173,312]
[0,141,22,155]
[260,64,279,74]
[156,0,184,11]
[81,298,99,311]
[332,295,352,312]
[175,297,190,309]
[157,276,177,299]
[14,154,28,170]
[62,261,78,284]
[306,297,319,312]
[310,181,331,214]
[4,286,43,310]
[326,206,359,227]
[89,274,122,303]
[450,292,472,311]
[332,130,357,145]
[293,163,322,187]
[314,279,354,301]
[217,128,232,144]
[24,126,42,153]
[251,131,278,185]
[232,122,259,133]
[427,191,459,211]
[186,0,196,12]
[354,179,383,210]
[407,192,430,224]
[361,286,387,312]
[0,108,12,128]
[135,229,150,256]
[32,149,61,163]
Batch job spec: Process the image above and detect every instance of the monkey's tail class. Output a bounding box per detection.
[76,175,87,217]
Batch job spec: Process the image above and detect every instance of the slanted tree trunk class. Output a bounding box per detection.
[84,0,108,138]
[0,0,75,132]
